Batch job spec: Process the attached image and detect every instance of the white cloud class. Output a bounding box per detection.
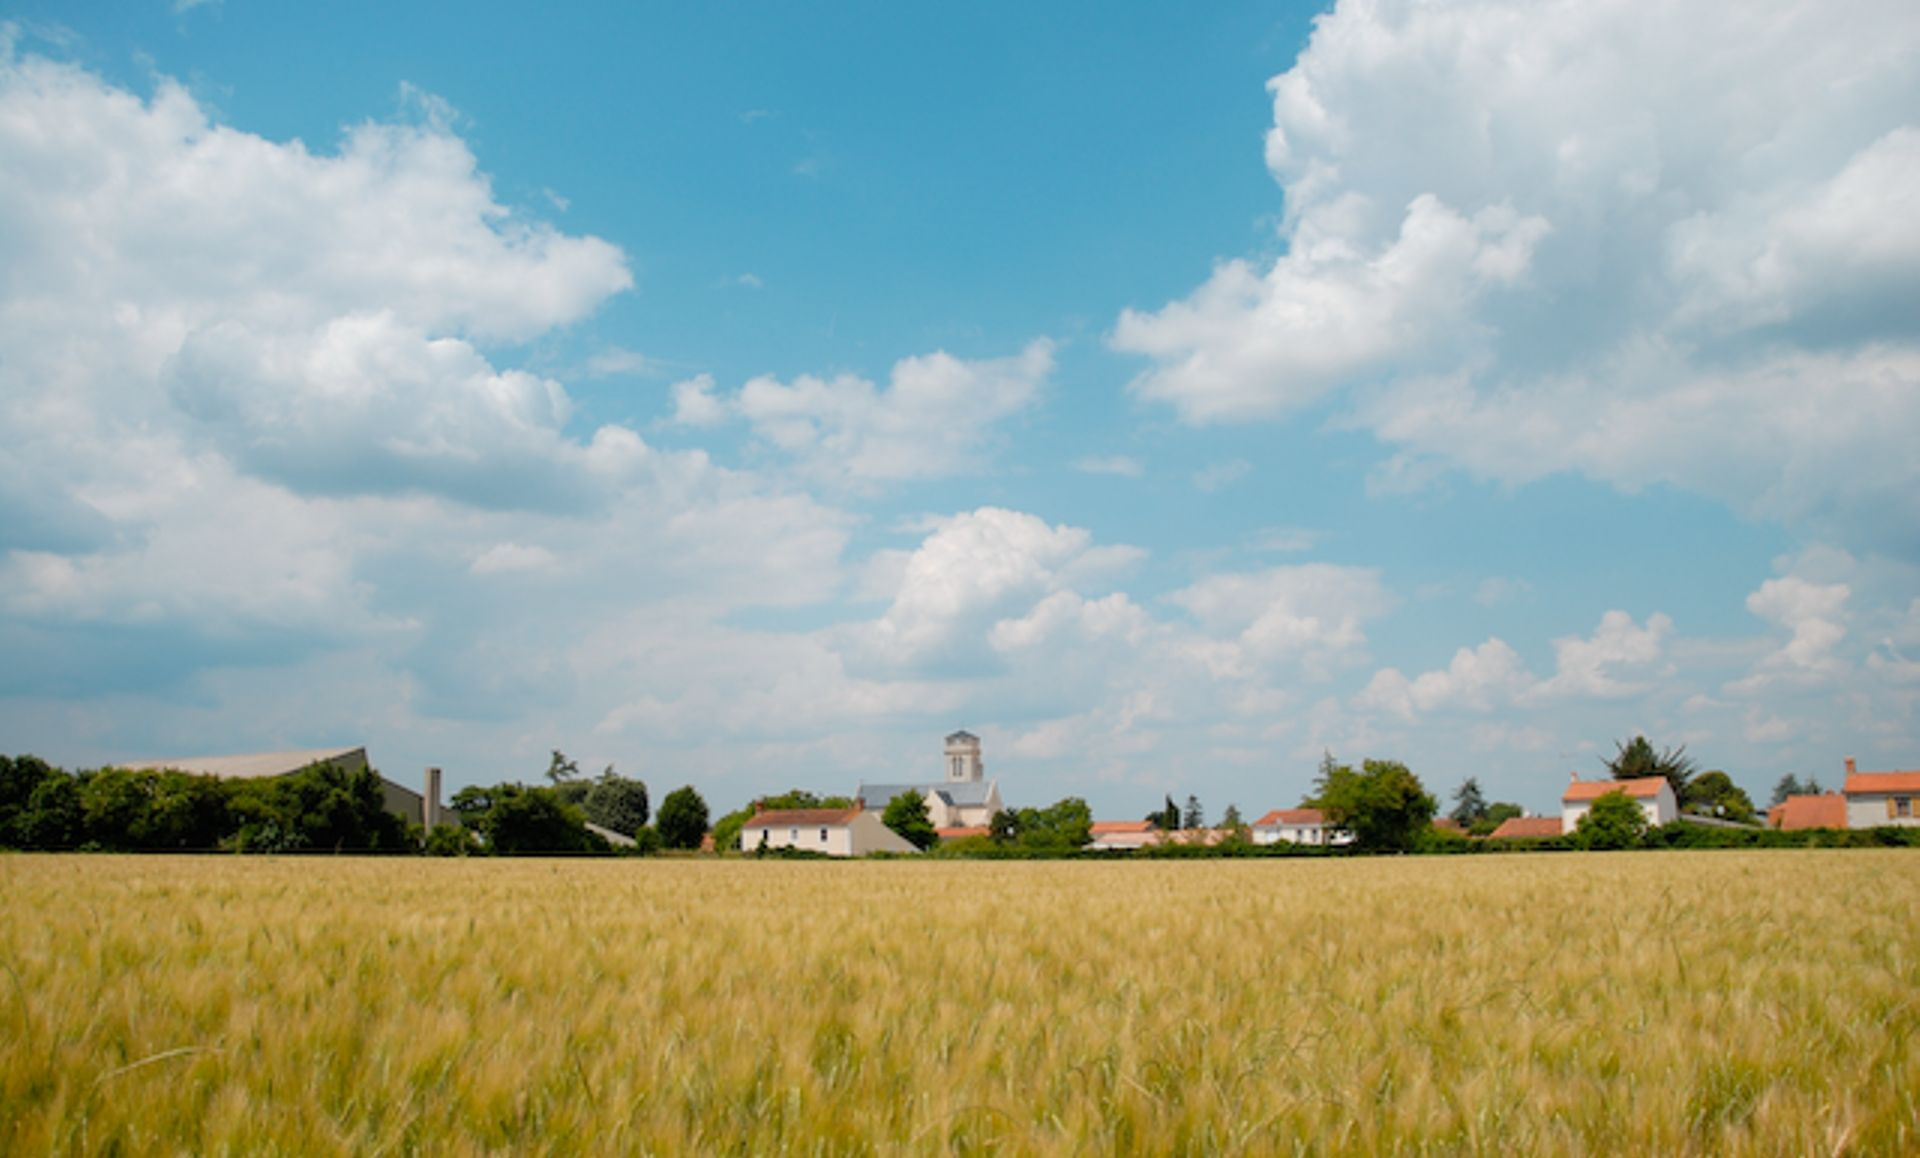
[1356,638,1532,720]
[1117,196,1549,422]
[851,507,1141,670]
[1115,0,1920,546]
[1531,610,1673,701]
[586,347,651,378]
[668,374,729,428]
[1072,455,1143,478]
[1354,609,1673,723]
[1192,458,1251,492]
[0,46,855,719]
[1168,563,1393,677]
[471,543,557,575]
[675,340,1054,485]
[1727,575,1851,694]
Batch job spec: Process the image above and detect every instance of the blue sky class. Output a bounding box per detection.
[2,0,1917,820]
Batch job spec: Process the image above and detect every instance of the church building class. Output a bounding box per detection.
[856,730,1006,829]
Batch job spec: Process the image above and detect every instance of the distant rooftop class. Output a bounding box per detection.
[121,746,367,780]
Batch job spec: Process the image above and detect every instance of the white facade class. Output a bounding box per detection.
[1251,809,1350,846]
[1842,759,1920,828]
[740,809,918,856]
[1845,790,1920,828]
[1560,777,1678,833]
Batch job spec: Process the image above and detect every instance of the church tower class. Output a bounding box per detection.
[944,730,983,783]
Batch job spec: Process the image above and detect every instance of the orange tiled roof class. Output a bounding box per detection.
[1845,771,1920,794]
[1563,776,1668,802]
[1090,820,1154,835]
[743,808,859,828]
[1769,793,1847,830]
[1487,816,1562,840]
[1431,817,1465,834]
[1254,808,1326,827]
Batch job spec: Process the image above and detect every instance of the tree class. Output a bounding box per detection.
[584,772,650,836]
[1471,801,1524,837]
[1605,735,1697,796]
[882,791,937,851]
[1449,777,1489,826]
[474,784,603,854]
[656,786,709,850]
[1683,770,1757,823]
[1574,789,1649,850]
[1770,773,1822,806]
[1182,795,1205,831]
[1146,795,1180,831]
[989,808,1020,845]
[0,755,60,847]
[228,761,412,853]
[18,771,81,849]
[545,750,581,784]
[1307,758,1437,853]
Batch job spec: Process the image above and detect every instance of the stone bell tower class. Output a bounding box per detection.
[944,730,983,783]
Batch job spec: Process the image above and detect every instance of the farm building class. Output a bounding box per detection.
[739,807,918,856]
[1842,758,1920,828]
[1561,775,1677,833]
[1487,816,1563,841]
[1088,820,1159,851]
[856,730,1006,828]
[1251,808,1349,846]
[122,746,434,827]
[1769,792,1847,831]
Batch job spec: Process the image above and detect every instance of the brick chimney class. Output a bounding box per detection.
[1845,756,1857,778]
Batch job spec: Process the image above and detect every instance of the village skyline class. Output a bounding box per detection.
[2,0,1917,821]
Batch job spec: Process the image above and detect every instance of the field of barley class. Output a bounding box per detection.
[2,851,1916,1155]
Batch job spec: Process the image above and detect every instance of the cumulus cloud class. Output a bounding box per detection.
[1727,576,1851,694]
[1531,610,1673,701]
[1167,562,1393,678]
[673,341,1054,485]
[1356,638,1532,720]
[0,46,852,714]
[1354,609,1673,721]
[850,507,1142,671]
[1115,0,1920,547]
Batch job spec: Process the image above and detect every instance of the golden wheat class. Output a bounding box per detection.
[1,852,1915,1154]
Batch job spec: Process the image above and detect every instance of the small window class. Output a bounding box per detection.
[1898,797,1913,818]
[790,828,798,841]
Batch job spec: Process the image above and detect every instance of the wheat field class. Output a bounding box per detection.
[2,851,1915,1155]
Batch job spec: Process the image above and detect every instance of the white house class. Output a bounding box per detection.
[1251,808,1350,846]
[1560,775,1678,833]
[739,807,918,856]
[1842,757,1920,828]
[856,730,1006,829]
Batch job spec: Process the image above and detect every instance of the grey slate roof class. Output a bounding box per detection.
[857,780,998,807]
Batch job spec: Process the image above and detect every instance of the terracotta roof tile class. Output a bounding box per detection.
[1769,793,1847,830]
[1090,820,1154,834]
[1563,776,1668,802]
[1254,808,1326,827]
[1487,816,1562,840]
[1845,771,1920,794]
[743,808,859,828]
